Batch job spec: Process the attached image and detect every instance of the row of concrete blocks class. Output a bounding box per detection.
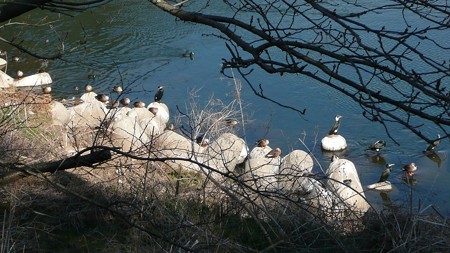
[155,130,370,216]
[50,92,369,216]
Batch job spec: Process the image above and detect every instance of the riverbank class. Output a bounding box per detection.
[0,88,449,252]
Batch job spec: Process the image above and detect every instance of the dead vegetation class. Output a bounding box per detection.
[0,89,449,253]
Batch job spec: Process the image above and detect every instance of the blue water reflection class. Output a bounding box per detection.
[1,1,448,216]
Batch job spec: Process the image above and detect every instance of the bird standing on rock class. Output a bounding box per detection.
[402,163,417,177]
[120,97,130,106]
[225,118,238,127]
[265,147,281,158]
[95,94,109,103]
[133,101,146,108]
[255,139,269,147]
[368,140,386,152]
[328,115,342,135]
[154,86,164,102]
[196,134,209,147]
[425,134,441,152]
[378,163,394,183]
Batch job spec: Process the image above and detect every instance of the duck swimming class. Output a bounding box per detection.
[402,163,417,177]
[368,140,386,152]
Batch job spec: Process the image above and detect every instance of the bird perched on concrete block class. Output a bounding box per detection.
[133,101,145,108]
[255,139,269,147]
[378,163,394,183]
[367,140,386,152]
[95,94,109,103]
[120,97,130,106]
[196,134,209,148]
[154,86,164,102]
[328,115,342,135]
[265,147,281,158]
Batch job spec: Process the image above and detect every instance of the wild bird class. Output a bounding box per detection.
[165,122,175,131]
[425,134,441,152]
[328,115,342,135]
[85,84,93,92]
[182,50,194,60]
[112,86,123,94]
[378,163,395,183]
[255,138,270,147]
[225,118,238,127]
[154,86,164,102]
[111,101,119,108]
[196,134,209,147]
[265,147,282,158]
[95,94,109,103]
[133,101,146,108]
[149,107,158,115]
[42,86,52,94]
[367,140,386,152]
[120,97,130,106]
[402,163,417,177]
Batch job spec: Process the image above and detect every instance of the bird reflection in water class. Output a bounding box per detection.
[424,151,442,168]
[379,192,392,207]
[368,153,386,165]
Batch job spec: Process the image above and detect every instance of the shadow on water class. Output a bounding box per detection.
[424,150,443,168]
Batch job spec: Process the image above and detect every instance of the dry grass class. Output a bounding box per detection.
[0,88,449,253]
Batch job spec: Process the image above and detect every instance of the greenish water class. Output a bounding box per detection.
[0,1,449,216]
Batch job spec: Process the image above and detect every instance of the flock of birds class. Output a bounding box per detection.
[327,114,442,184]
[74,81,441,185]
[87,84,165,110]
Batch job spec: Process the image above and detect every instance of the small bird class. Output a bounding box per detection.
[120,97,130,106]
[85,84,93,92]
[328,115,342,135]
[165,123,175,131]
[331,154,339,162]
[402,163,417,177]
[225,118,238,127]
[110,101,119,108]
[378,163,394,183]
[133,101,146,108]
[112,86,123,94]
[196,134,209,147]
[255,139,269,147]
[343,179,352,185]
[425,134,441,152]
[368,140,386,152]
[149,107,158,115]
[12,56,19,62]
[182,50,194,60]
[42,86,52,94]
[265,147,282,158]
[154,86,164,102]
[16,70,23,78]
[95,94,109,103]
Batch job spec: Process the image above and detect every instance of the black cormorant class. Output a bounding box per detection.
[328,115,342,135]
[154,86,164,102]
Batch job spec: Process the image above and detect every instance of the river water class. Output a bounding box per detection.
[1,1,449,215]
